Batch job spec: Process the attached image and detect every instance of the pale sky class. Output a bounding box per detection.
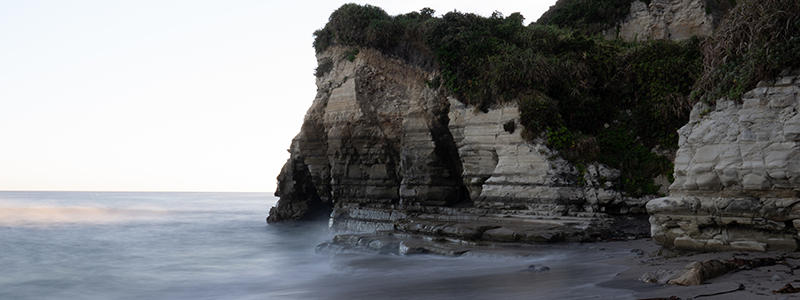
[0,0,556,192]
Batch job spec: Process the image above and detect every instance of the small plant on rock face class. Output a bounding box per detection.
[343,48,360,62]
[315,57,333,78]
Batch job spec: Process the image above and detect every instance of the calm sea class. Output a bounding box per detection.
[0,191,636,299]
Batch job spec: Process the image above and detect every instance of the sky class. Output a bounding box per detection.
[0,0,557,192]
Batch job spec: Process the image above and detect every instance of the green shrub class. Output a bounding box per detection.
[315,57,333,77]
[518,92,561,137]
[536,0,636,34]
[596,120,672,197]
[694,0,800,104]
[312,4,436,69]
[343,48,359,62]
[624,38,702,148]
[313,4,390,53]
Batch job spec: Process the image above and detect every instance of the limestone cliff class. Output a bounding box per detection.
[269,45,653,243]
[604,0,731,41]
[270,46,463,224]
[649,69,800,252]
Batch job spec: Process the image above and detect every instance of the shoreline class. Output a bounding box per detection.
[593,239,799,300]
[317,231,800,299]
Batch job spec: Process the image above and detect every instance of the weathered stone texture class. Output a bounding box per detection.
[649,69,800,251]
[605,0,728,41]
[269,46,657,243]
[271,46,466,221]
[447,99,648,215]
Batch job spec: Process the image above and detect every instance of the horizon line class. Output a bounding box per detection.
[0,190,276,195]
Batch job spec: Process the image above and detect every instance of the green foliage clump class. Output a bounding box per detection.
[313,4,436,68]
[546,126,600,164]
[423,11,701,195]
[313,4,390,53]
[694,0,800,104]
[315,57,333,78]
[596,119,672,196]
[343,48,360,62]
[518,92,561,137]
[536,0,637,34]
[425,11,527,110]
[624,38,702,148]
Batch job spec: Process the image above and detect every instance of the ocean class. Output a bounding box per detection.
[0,191,637,299]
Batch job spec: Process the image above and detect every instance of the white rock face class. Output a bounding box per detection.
[606,0,717,41]
[447,100,548,205]
[648,69,800,251]
[447,98,650,216]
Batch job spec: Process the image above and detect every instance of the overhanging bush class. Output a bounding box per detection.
[694,0,800,104]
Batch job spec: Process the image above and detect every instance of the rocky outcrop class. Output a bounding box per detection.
[269,45,655,244]
[270,45,464,223]
[268,157,330,223]
[448,99,646,215]
[605,0,730,41]
[640,259,736,285]
[648,69,800,252]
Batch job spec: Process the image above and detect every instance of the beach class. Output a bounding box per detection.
[594,239,800,300]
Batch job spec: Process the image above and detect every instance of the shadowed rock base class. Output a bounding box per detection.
[320,203,651,254]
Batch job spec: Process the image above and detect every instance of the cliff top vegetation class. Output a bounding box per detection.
[694,0,800,104]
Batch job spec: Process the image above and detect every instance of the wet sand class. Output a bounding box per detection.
[319,230,799,299]
[594,239,800,300]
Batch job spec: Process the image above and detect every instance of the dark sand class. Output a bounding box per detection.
[594,239,800,300]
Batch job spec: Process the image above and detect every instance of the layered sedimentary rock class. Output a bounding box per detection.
[605,0,729,41]
[271,46,463,221]
[447,99,648,215]
[649,69,800,252]
[270,46,654,243]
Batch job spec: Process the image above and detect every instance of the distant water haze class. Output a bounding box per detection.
[0,202,168,225]
[0,0,556,193]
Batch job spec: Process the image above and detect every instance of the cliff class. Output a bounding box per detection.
[270,45,646,243]
[605,0,728,41]
[270,0,799,253]
[647,0,800,252]
[649,70,800,252]
[539,0,730,40]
